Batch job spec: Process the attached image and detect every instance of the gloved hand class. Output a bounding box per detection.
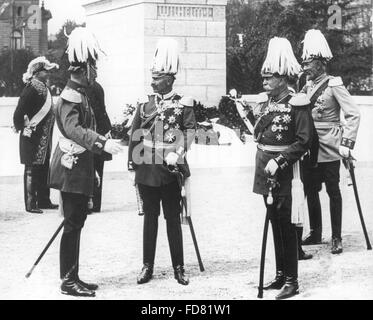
[264,159,279,176]
[128,170,136,186]
[105,131,112,139]
[103,139,123,155]
[339,145,350,158]
[165,152,179,166]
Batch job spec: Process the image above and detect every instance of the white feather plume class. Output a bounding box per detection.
[261,37,301,77]
[302,29,333,61]
[151,38,180,75]
[66,27,103,64]
[22,56,59,83]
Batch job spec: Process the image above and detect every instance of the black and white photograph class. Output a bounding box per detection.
[0,0,372,308]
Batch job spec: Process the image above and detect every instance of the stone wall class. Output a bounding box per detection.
[84,0,228,120]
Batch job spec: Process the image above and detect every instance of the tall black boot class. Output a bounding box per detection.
[60,230,95,297]
[302,192,322,245]
[24,166,43,214]
[36,163,59,210]
[75,230,99,290]
[275,276,299,300]
[166,217,184,268]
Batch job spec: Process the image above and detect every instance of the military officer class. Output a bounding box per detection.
[48,27,123,297]
[128,38,196,286]
[300,30,361,254]
[252,37,313,300]
[13,57,59,214]
[86,80,113,213]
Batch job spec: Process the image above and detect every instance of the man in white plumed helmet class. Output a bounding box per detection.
[300,29,360,255]
[48,27,123,297]
[252,37,314,299]
[128,38,196,286]
[13,57,59,214]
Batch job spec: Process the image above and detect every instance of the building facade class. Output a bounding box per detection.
[0,0,51,55]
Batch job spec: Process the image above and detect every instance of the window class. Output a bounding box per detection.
[11,30,22,50]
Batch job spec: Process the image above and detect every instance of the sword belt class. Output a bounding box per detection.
[257,144,290,152]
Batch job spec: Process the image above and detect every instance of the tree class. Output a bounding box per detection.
[0,49,36,96]
[226,0,372,95]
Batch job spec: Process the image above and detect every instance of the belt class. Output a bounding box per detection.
[314,121,340,129]
[58,137,86,155]
[143,139,175,150]
[257,144,290,152]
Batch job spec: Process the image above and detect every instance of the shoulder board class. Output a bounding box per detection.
[60,87,82,104]
[328,76,343,87]
[256,92,268,104]
[137,95,149,104]
[179,96,194,107]
[289,93,310,107]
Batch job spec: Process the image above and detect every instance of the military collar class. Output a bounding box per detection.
[66,79,87,94]
[312,73,328,85]
[156,90,176,101]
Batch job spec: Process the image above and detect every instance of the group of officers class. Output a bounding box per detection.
[12,26,360,300]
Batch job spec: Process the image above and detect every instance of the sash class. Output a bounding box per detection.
[24,89,52,129]
[253,100,279,141]
[307,76,331,109]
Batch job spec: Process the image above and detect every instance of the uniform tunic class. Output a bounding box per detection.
[128,92,196,187]
[252,93,313,196]
[48,80,107,197]
[13,79,55,165]
[301,74,360,162]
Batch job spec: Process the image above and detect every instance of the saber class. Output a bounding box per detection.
[258,177,277,298]
[168,164,205,272]
[343,156,372,250]
[25,220,65,278]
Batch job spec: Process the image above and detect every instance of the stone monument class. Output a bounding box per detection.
[83,0,228,118]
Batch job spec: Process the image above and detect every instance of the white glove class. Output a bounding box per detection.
[105,131,112,139]
[128,170,136,186]
[165,152,179,166]
[339,145,350,158]
[103,139,123,155]
[264,159,279,176]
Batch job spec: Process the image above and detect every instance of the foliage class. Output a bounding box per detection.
[0,49,36,96]
[226,0,372,95]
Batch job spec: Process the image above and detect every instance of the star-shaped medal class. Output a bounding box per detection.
[276,134,283,141]
[168,115,176,124]
[174,108,182,116]
[165,131,175,142]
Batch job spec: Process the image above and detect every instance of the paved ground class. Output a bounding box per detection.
[1,165,373,300]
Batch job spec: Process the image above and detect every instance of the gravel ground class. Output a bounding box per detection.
[1,165,373,300]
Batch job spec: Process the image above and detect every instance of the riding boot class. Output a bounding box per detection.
[75,229,98,290]
[275,276,299,300]
[297,227,313,260]
[166,216,184,268]
[60,229,95,297]
[263,270,285,290]
[24,166,43,214]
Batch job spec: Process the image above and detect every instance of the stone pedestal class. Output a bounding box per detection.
[83,0,227,119]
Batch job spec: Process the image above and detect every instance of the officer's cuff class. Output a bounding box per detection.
[341,137,355,149]
[274,154,288,170]
[128,160,137,171]
[92,135,107,154]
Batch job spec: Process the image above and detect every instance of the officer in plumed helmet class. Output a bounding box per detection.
[252,37,314,299]
[300,29,361,254]
[13,57,59,214]
[48,27,123,297]
[128,38,197,286]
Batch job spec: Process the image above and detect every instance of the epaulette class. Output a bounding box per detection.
[137,95,149,104]
[328,76,343,87]
[179,96,194,107]
[256,92,268,104]
[289,93,310,107]
[60,87,82,104]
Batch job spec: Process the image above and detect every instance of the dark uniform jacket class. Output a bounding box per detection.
[128,92,196,187]
[252,92,313,196]
[86,81,112,162]
[13,79,55,165]
[48,80,107,197]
